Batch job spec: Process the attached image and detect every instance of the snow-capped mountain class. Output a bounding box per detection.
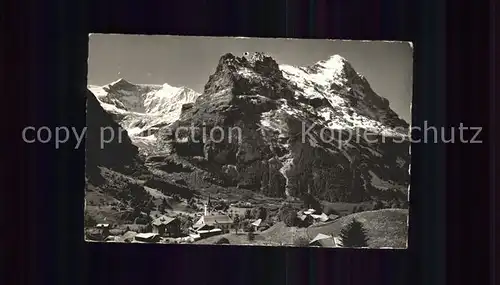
[150,52,411,203]
[279,55,408,136]
[88,52,410,204]
[88,78,200,151]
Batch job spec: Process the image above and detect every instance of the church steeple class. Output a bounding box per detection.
[204,195,211,216]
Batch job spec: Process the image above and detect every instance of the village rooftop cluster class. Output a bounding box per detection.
[85,195,347,247]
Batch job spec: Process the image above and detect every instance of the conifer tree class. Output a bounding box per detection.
[338,218,369,247]
[283,210,298,227]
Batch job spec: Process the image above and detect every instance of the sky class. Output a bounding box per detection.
[88,35,413,122]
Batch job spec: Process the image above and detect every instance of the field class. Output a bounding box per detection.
[192,209,408,248]
[193,222,309,246]
[85,166,408,248]
[306,209,409,248]
[321,201,376,216]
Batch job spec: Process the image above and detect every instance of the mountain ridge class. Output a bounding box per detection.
[150,52,410,203]
[87,52,410,204]
[88,79,201,155]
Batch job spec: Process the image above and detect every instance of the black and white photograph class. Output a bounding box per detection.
[85,35,412,248]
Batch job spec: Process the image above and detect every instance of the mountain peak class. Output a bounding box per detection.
[203,52,285,97]
[309,54,349,75]
[217,52,278,70]
[241,51,272,62]
[323,54,347,66]
[328,54,347,61]
[156,83,198,100]
[107,78,136,90]
[297,54,362,88]
[110,78,130,85]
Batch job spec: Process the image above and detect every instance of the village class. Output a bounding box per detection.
[85,195,346,247]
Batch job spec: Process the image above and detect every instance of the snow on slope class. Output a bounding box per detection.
[87,79,200,148]
[144,83,200,120]
[279,55,407,137]
[280,55,347,102]
[90,53,407,162]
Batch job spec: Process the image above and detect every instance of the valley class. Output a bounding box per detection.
[85,51,410,248]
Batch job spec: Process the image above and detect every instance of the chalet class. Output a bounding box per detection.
[104,236,117,242]
[85,228,104,241]
[188,233,201,241]
[252,219,271,231]
[151,215,180,237]
[95,223,110,237]
[121,231,137,243]
[197,228,223,238]
[328,214,339,221]
[191,223,211,232]
[189,224,212,238]
[251,219,262,231]
[303,209,316,215]
[298,214,314,227]
[309,233,339,247]
[134,233,161,243]
[310,213,330,222]
[298,208,335,225]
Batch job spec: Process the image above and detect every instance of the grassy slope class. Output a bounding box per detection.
[193,232,277,246]
[193,209,408,248]
[306,208,409,248]
[193,222,310,246]
[193,209,408,247]
[260,222,309,245]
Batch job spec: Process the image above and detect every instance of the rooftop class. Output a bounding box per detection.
[328,214,339,220]
[311,213,329,221]
[303,209,316,215]
[251,219,262,227]
[309,233,340,247]
[310,233,331,243]
[152,215,177,226]
[197,228,222,234]
[135,233,159,239]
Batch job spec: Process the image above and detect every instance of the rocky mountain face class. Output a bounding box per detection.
[87,52,410,205]
[144,52,412,203]
[85,89,146,182]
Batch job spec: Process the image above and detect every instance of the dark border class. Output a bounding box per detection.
[8,0,493,284]
[445,0,492,284]
[490,0,497,283]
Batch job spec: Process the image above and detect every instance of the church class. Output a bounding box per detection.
[192,196,234,234]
